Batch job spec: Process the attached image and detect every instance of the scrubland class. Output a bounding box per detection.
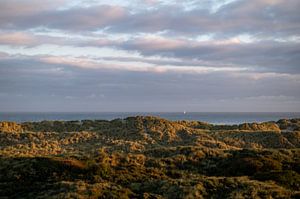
[0,116,300,198]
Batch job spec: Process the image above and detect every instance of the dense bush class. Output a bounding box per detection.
[253,170,300,190]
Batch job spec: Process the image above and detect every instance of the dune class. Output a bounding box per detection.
[0,116,300,198]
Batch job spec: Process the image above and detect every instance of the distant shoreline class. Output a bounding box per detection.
[1,112,300,124]
[1,116,299,133]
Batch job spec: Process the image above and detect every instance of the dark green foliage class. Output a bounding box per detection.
[223,157,282,176]
[212,124,239,131]
[211,149,285,176]
[277,118,300,130]
[253,170,300,190]
[0,157,89,183]
[1,149,299,198]
[101,186,135,199]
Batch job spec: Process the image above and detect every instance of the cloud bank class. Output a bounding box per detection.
[0,0,299,111]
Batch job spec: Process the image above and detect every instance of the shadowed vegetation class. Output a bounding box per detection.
[0,116,300,198]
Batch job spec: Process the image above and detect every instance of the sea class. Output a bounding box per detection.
[1,112,300,124]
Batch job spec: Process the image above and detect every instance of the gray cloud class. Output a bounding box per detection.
[1,32,299,74]
[0,31,77,46]
[0,0,299,38]
[0,55,300,112]
[0,0,299,112]
[0,3,127,31]
[0,0,66,28]
[117,38,300,74]
[0,0,298,74]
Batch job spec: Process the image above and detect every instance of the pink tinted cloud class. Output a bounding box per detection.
[126,36,188,51]
[0,31,75,46]
[52,5,127,30]
[0,32,35,45]
[39,55,248,74]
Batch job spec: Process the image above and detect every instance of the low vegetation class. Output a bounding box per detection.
[0,116,299,198]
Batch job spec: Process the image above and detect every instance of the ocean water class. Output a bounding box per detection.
[1,112,300,124]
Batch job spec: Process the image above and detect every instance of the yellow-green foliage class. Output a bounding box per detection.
[0,116,300,198]
[0,122,22,133]
[238,122,281,132]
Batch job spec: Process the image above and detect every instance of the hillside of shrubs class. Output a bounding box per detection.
[0,116,300,198]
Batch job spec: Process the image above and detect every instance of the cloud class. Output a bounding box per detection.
[0,28,127,48]
[0,52,9,58]
[0,0,66,27]
[109,0,300,37]
[2,31,298,74]
[1,35,299,74]
[0,0,299,112]
[2,53,300,80]
[1,54,300,112]
[125,36,187,51]
[0,32,36,45]
[0,0,299,38]
[46,5,126,31]
[119,37,300,73]
[38,55,247,74]
[0,3,127,31]
[0,0,65,15]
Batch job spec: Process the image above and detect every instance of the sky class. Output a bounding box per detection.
[0,0,300,112]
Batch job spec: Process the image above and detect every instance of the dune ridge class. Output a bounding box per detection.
[0,116,300,198]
